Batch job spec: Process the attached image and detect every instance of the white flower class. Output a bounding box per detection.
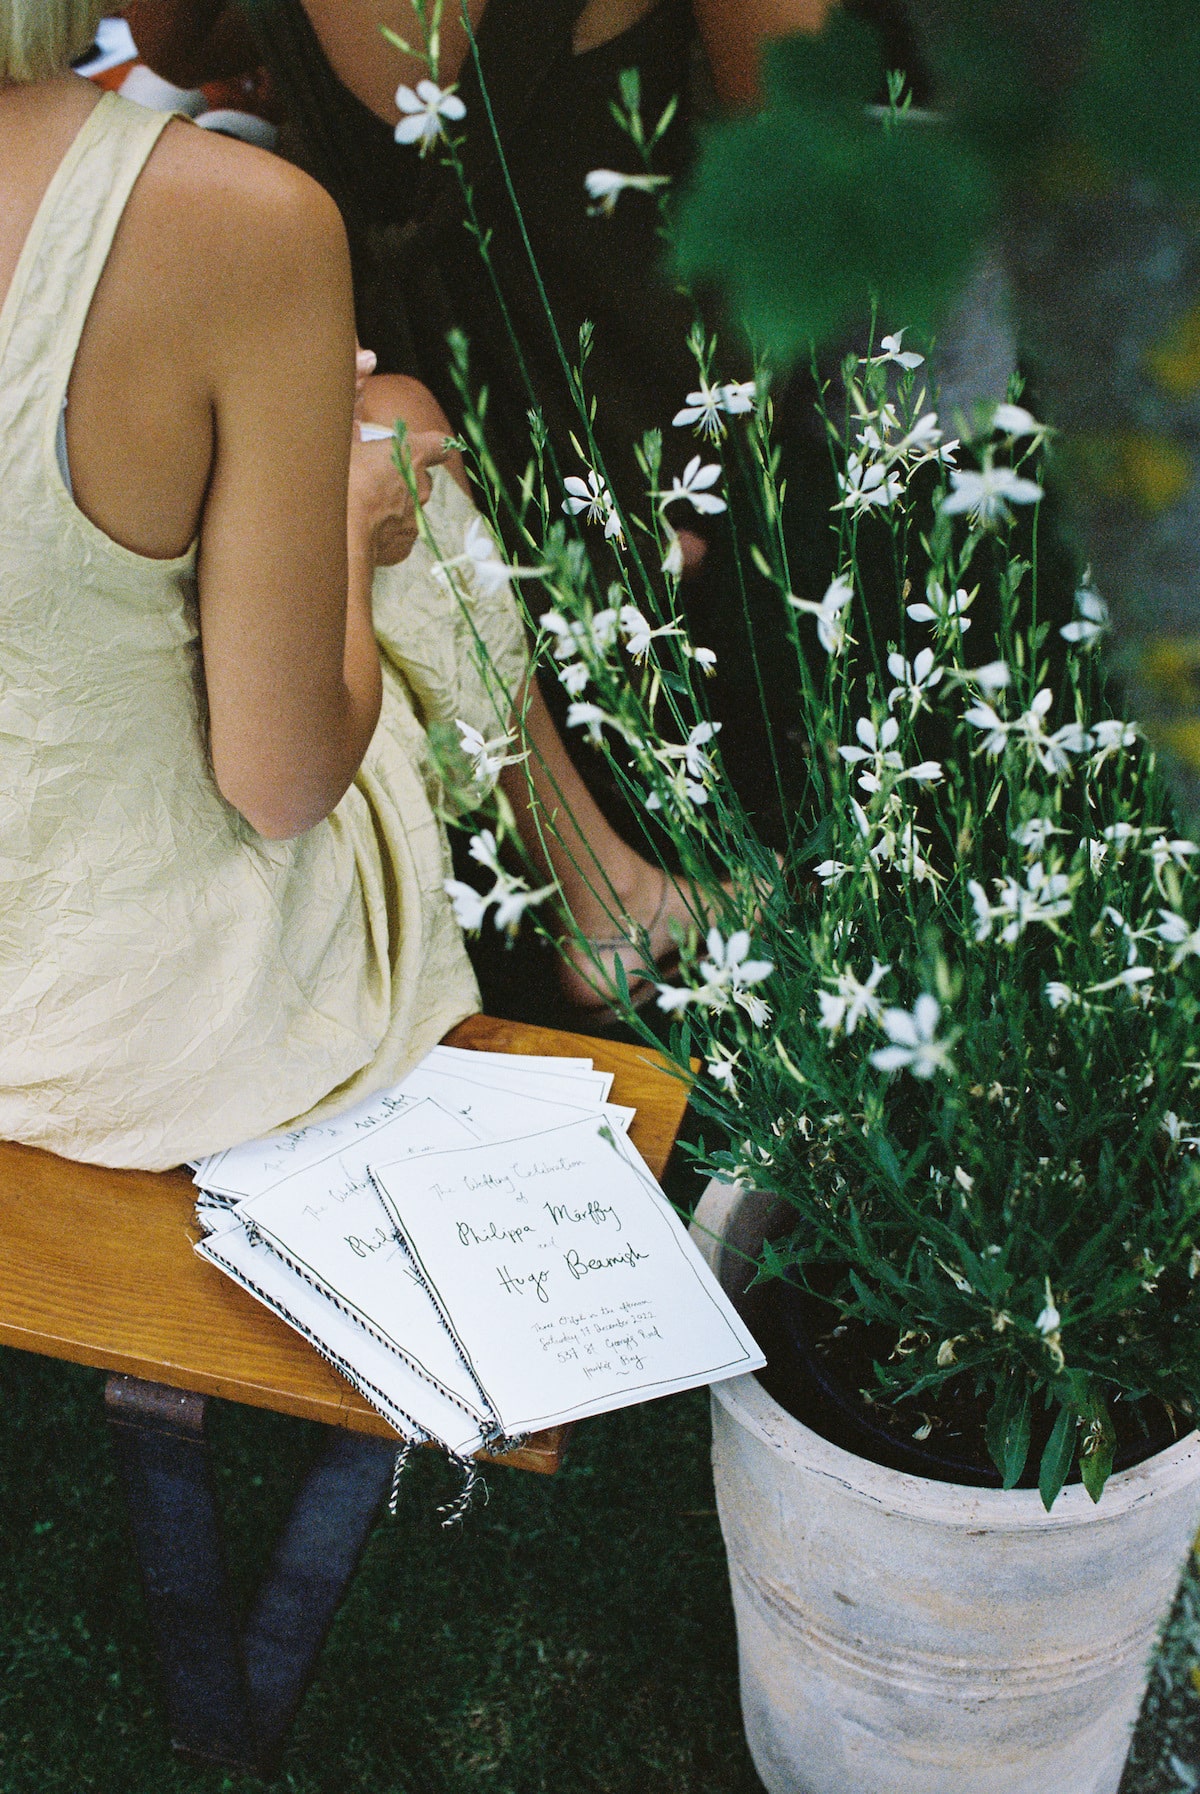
[1157,909,1200,967]
[908,580,973,633]
[870,330,925,370]
[698,927,774,993]
[735,988,773,1028]
[840,714,902,793]
[671,377,756,438]
[662,454,727,516]
[1102,821,1141,856]
[394,79,466,150]
[967,878,993,941]
[618,604,681,661]
[1089,719,1137,767]
[446,833,554,937]
[886,646,942,717]
[563,469,622,539]
[987,862,1074,943]
[1060,577,1110,648]
[871,994,953,1079]
[492,881,555,932]
[1086,966,1155,997]
[1146,835,1199,891]
[1012,816,1064,855]
[584,167,670,215]
[558,658,591,696]
[443,878,490,931]
[836,452,903,515]
[899,760,945,786]
[688,643,718,672]
[940,463,1044,525]
[1085,838,1108,874]
[816,960,890,1037]
[656,928,772,1016]
[682,720,721,779]
[963,698,1010,757]
[660,527,685,577]
[566,701,615,744]
[467,828,502,877]
[1035,1279,1061,1336]
[1044,981,1077,1009]
[814,859,850,886]
[455,719,524,785]
[436,517,546,599]
[719,379,757,414]
[1162,1113,1200,1150]
[1008,688,1089,776]
[964,660,1010,695]
[993,403,1045,439]
[789,574,854,656]
[651,720,722,793]
[891,412,956,469]
[707,1047,740,1091]
[673,381,725,438]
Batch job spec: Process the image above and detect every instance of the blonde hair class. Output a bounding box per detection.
[0,0,106,81]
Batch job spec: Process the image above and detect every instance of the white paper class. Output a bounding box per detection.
[196,1217,489,1457]
[235,1099,493,1423]
[196,1053,610,1200]
[370,1116,764,1435]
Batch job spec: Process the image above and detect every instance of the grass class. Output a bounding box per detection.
[4,1340,1200,1794]
[0,1344,763,1794]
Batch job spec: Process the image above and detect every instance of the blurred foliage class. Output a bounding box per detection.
[674,0,1200,365]
[674,15,993,361]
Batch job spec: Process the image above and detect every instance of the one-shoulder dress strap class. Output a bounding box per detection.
[0,95,174,439]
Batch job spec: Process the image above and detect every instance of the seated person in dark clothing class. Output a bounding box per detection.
[123,0,843,576]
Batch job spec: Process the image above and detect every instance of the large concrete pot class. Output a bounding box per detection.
[691,1178,1200,1794]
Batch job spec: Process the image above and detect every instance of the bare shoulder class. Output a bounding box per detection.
[130,116,349,297]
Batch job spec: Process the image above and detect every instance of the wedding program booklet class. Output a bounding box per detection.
[192,1045,764,1457]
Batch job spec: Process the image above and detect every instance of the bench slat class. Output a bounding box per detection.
[0,1015,690,1471]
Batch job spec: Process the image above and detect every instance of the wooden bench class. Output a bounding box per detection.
[0,1014,690,1774]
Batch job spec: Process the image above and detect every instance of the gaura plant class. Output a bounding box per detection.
[432,333,1200,1511]
[386,9,1200,1510]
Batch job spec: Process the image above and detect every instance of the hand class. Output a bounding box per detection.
[347,426,450,567]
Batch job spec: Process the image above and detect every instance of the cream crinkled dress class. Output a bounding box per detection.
[0,95,527,1169]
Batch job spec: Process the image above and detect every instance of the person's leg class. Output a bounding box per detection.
[499,675,706,1007]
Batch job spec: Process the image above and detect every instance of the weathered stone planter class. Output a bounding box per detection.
[691,1178,1200,1794]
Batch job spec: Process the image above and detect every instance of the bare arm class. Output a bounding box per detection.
[196,161,385,839]
[692,0,837,108]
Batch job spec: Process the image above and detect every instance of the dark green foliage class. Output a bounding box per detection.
[1038,1403,1079,1511]
[1076,0,1200,197]
[674,0,1200,367]
[0,1348,761,1794]
[985,1368,1032,1489]
[672,15,993,363]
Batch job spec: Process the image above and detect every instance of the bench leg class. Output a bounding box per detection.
[104,1374,397,1774]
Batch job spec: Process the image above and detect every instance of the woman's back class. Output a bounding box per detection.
[0,85,524,1168]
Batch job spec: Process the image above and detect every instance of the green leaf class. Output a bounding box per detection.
[1077,0,1200,199]
[673,42,995,362]
[759,13,883,115]
[985,1372,1032,1489]
[1078,1394,1117,1505]
[1038,1405,1078,1513]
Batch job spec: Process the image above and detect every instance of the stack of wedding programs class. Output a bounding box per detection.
[191,1044,765,1464]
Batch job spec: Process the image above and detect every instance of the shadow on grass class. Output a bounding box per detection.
[0,1345,763,1794]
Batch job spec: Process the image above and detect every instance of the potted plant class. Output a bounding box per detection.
[425,318,1200,1789]
[386,15,1200,1788]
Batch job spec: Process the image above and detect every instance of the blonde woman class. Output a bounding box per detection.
[0,0,701,1169]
